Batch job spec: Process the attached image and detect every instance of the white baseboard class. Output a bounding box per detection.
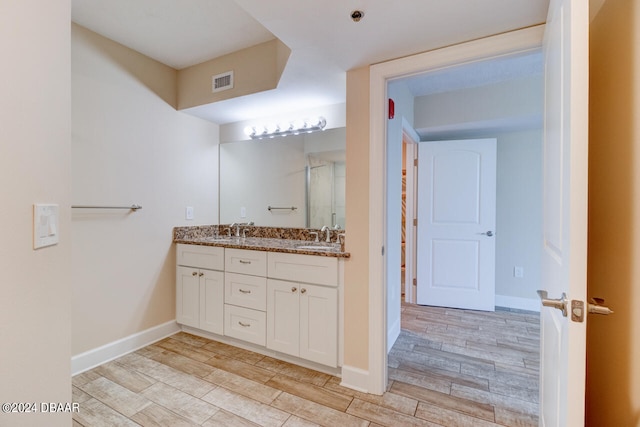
[495,295,540,312]
[340,365,370,393]
[71,320,180,375]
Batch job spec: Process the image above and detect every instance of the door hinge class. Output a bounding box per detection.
[414,158,418,167]
[413,218,417,227]
[412,278,417,286]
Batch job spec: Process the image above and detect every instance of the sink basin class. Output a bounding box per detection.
[295,245,336,251]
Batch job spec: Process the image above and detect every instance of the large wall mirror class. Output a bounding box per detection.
[219,127,345,229]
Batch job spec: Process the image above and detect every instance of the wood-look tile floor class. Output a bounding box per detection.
[72,304,539,426]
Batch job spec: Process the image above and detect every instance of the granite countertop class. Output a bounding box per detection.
[174,235,350,258]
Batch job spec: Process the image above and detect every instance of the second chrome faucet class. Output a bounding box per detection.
[320,225,332,242]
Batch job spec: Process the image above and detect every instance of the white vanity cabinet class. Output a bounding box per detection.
[176,244,225,334]
[176,243,343,370]
[266,252,339,367]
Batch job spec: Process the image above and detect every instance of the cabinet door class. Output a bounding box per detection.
[300,284,338,367]
[176,266,200,328]
[266,279,300,357]
[200,269,224,334]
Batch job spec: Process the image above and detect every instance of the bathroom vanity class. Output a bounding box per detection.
[173,226,348,373]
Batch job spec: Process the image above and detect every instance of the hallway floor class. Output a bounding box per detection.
[72,304,539,426]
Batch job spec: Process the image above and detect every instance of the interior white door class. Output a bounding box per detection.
[539,0,589,425]
[416,138,496,311]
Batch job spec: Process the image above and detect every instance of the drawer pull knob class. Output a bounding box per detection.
[239,260,252,264]
[301,288,307,294]
[192,272,198,276]
[291,287,297,293]
[199,272,204,277]
[239,289,251,294]
[238,321,251,327]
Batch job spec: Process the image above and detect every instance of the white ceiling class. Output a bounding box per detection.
[71,0,549,124]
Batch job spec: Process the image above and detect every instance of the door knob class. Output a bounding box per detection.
[537,290,568,317]
[479,231,494,237]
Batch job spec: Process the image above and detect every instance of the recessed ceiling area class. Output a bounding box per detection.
[71,0,550,124]
[71,0,275,70]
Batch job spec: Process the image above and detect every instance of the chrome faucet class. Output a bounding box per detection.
[230,221,254,237]
[320,225,331,242]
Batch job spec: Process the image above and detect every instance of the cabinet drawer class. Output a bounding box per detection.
[267,252,338,286]
[224,304,266,346]
[176,244,224,270]
[225,272,267,311]
[225,248,267,277]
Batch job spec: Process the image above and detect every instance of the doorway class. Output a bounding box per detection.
[367,26,546,395]
[386,51,543,314]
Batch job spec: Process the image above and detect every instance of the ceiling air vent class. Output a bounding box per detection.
[212,71,234,93]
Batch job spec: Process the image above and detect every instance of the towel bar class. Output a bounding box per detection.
[267,206,297,211]
[71,204,142,211]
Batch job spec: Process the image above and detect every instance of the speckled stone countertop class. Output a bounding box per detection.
[173,225,350,258]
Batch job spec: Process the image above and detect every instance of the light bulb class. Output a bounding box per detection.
[279,122,291,132]
[266,123,278,134]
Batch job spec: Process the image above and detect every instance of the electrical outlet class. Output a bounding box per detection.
[185,206,194,220]
[514,266,524,278]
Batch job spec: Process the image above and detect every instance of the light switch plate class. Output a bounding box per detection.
[185,206,194,220]
[33,204,59,249]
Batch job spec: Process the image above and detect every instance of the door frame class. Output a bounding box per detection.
[402,121,419,304]
[367,25,546,394]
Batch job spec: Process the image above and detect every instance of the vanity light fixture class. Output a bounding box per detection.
[244,117,327,140]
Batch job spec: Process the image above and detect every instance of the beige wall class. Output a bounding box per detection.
[72,24,220,355]
[343,67,371,370]
[0,1,72,426]
[587,0,640,425]
[178,39,290,110]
